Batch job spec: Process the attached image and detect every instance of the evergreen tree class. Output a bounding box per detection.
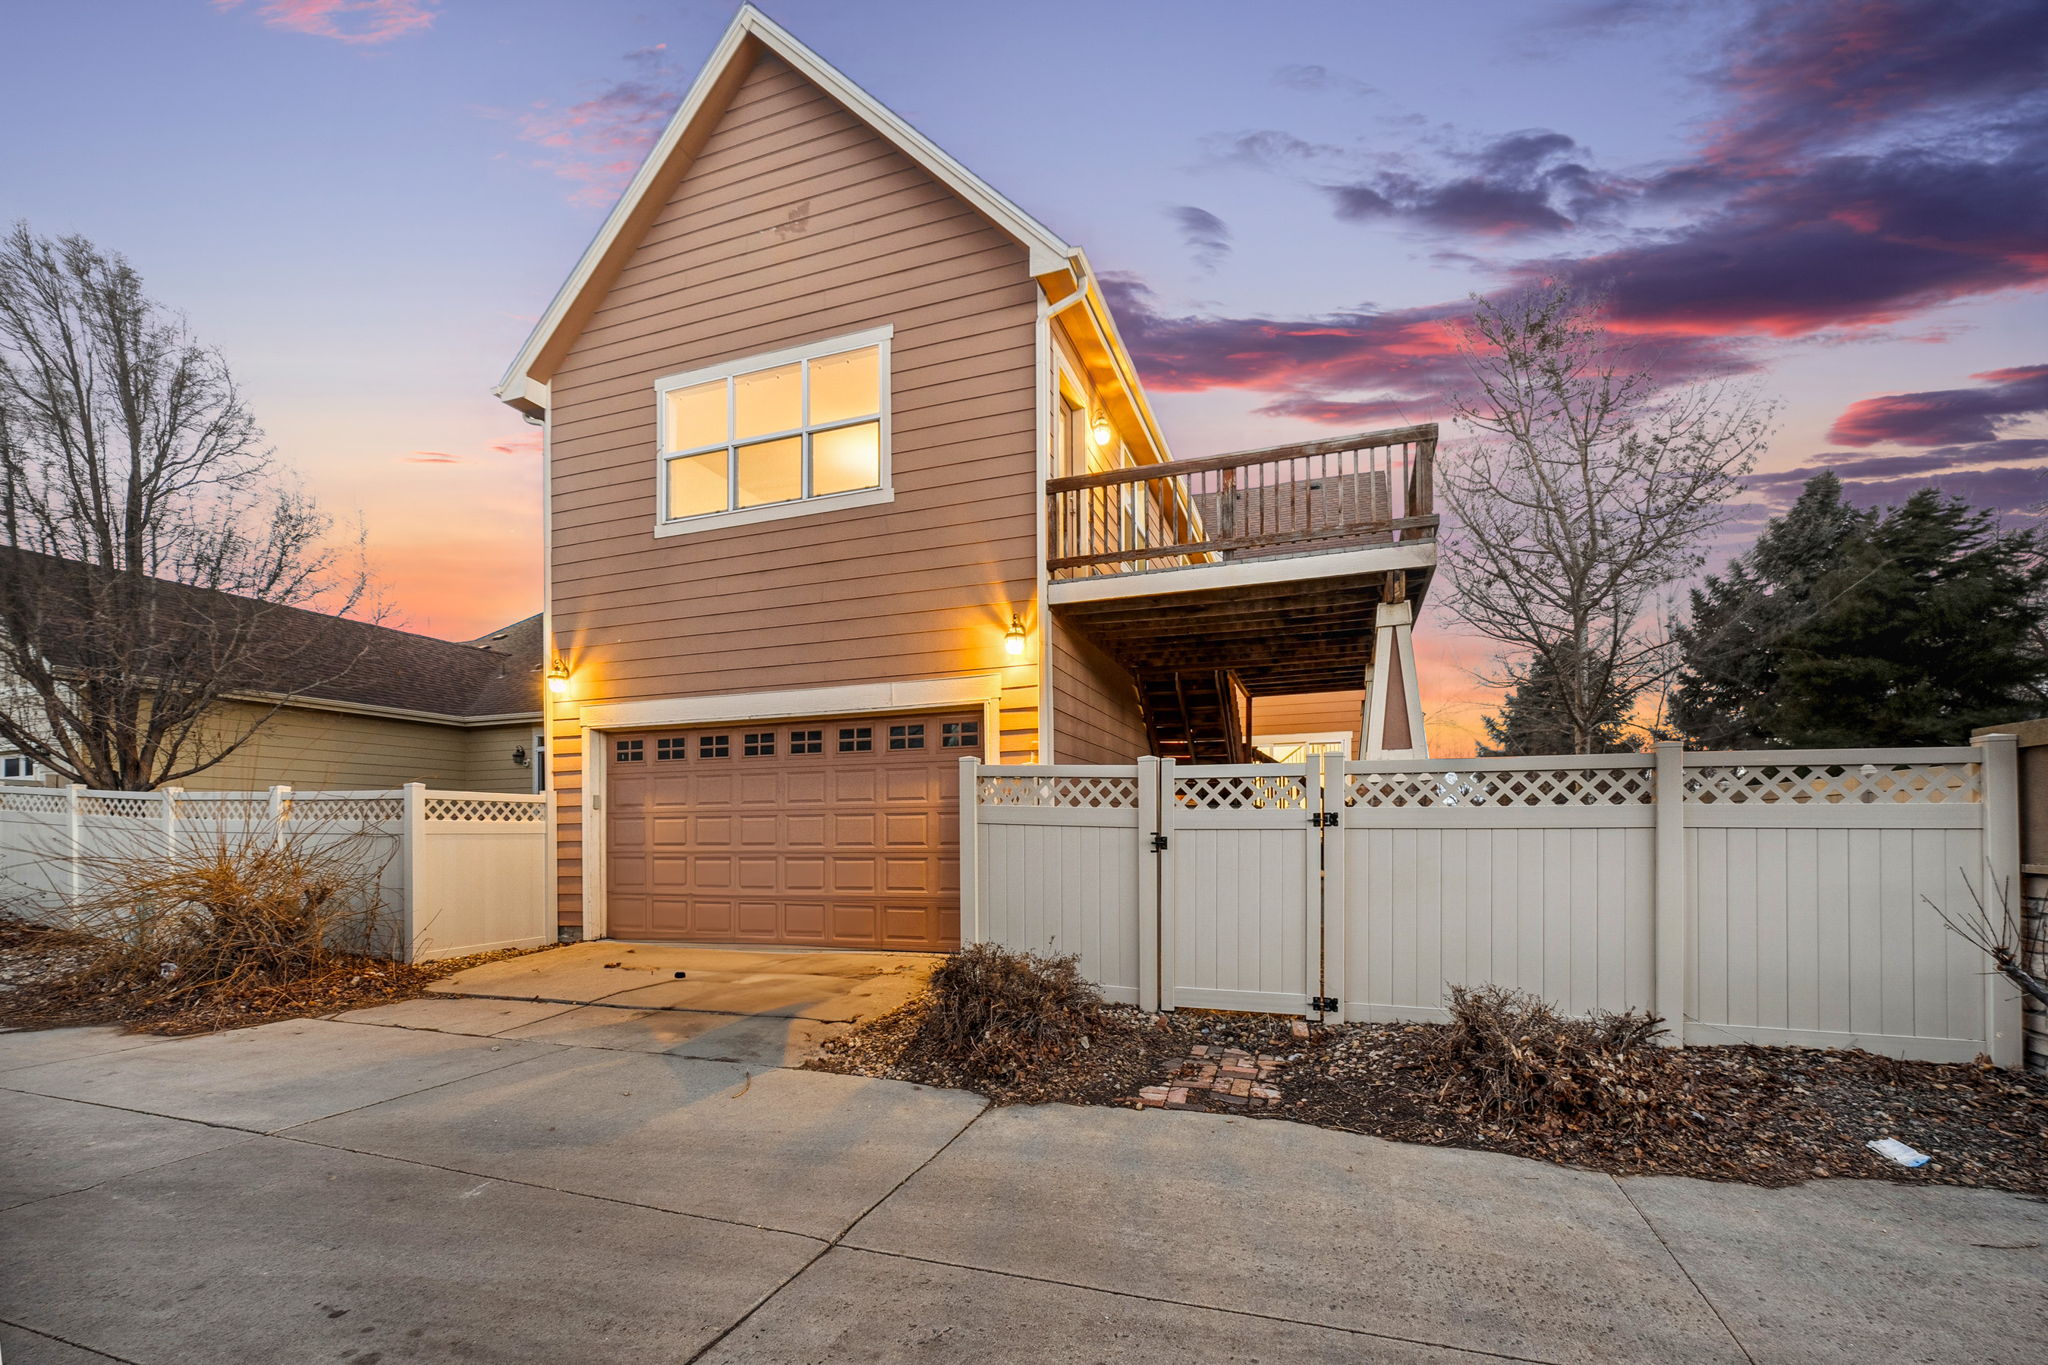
[1478,651,1642,755]
[1670,474,1868,747]
[1673,476,2048,747]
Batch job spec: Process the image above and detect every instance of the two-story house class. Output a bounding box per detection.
[498,6,1437,950]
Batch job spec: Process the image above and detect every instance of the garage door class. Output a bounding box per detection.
[603,712,978,949]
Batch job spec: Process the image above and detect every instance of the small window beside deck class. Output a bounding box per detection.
[653,326,892,536]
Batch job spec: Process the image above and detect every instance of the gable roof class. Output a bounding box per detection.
[1,547,542,723]
[494,4,1082,415]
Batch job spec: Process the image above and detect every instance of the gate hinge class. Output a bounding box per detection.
[1310,811,1339,828]
[1308,995,1339,1014]
[1150,833,1170,852]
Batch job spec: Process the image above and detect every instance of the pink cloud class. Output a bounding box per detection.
[214,0,436,45]
[509,46,680,208]
[402,450,461,464]
[1827,364,2048,446]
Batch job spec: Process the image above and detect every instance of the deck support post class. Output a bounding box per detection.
[1363,601,1426,759]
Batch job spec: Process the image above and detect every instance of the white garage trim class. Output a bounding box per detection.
[578,676,1003,942]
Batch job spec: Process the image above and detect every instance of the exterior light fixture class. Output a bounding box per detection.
[546,656,571,696]
[512,744,530,768]
[1003,614,1027,658]
[1089,410,1114,449]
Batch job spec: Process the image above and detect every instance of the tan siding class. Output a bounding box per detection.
[547,52,1043,928]
[1051,619,1148,763]
[1253,691,1364,757]
[179,705,534,793]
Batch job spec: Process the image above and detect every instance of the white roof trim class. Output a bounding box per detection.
[495,4,1077,407]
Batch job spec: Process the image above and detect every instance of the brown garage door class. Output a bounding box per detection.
[603,712,978,950]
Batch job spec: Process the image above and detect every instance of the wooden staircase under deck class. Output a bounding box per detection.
[1136,668,1253,762]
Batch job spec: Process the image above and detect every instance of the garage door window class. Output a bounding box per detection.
[699,734,731,758]
[791,729,823,754]
[888,723,925,750]
[838,726,873,753]
[616,738,645,762]
[656,737,687,760]
[941,720,980,748]
[744,731,776,756]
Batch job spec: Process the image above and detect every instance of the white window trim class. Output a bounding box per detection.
[651,324,895,538]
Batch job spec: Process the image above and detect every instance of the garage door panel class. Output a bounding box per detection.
[830,856,877,892]
[883,813,929,847]
[605,710,969,950]
[833,770,878,802]
[832,813,878,847]
[783,856,826,891]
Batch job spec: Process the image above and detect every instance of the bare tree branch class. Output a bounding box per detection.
[0,223,369,790]
[1440,282,1774,753]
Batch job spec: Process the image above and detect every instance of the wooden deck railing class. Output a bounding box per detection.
[1045,423,1437,579]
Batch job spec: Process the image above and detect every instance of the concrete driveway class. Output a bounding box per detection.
[1,982,2043,1363]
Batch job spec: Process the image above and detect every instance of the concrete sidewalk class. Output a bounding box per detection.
[2,1000,2043,1363]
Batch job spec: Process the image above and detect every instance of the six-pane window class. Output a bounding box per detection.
[790,729,823,754]
[838,726,873,753]
[743,732,776,757]
[888,723,925,750]
[660,340,884,523]
[615,739,645,762]
[699,734,731,758]
[941,721,979,749]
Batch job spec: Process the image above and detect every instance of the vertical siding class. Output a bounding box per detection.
[1346,822,1656,1019]
[546,53,1045,925]
[1686,823,1986,1046]
[1050,618,1147,762]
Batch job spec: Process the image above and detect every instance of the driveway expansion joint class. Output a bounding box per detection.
[1610,1175,1760,1365]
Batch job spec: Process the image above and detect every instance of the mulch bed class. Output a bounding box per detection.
[813,1000,2048,1195]
[0,915,557,1037]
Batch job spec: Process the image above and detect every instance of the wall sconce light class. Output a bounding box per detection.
[1003,614,1027,658]
[512,745,530,768]
[546,656,571,696]
[1089,410,1114,449]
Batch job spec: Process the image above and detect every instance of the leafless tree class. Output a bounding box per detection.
[1926,874,2048,1013]
[0,224,367,789]
[1440,283,1773,752]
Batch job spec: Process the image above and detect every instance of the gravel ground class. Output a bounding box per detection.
[815,999,2048,1194]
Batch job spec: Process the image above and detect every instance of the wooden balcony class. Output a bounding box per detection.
[1045,423,1438,581]
[1047,425,1440,757]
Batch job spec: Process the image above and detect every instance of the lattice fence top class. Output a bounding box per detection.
[297,796,408,823]
[979,775,1139,809]
[1175,774,1311,811]
[1685,762,1980,805]
[76,795,157,819]
[423,796,546,823]
[1346,766,1655,808]
[173,796,270,821]
[0,789,67,814]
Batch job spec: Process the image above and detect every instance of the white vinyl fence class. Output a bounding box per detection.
[964,736,2028,1066]
[0,783,550,962]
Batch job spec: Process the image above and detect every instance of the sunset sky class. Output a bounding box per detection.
[3,0,2043,754]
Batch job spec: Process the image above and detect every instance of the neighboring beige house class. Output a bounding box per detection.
[0,564,544,794]
[497,6,1439,949]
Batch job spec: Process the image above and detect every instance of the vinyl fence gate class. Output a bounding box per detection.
[962,738,2028,1066]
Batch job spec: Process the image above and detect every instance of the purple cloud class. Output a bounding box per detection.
[1325,131,1629,237]
[1828,365,2048,447]
[1168,206,1232,271]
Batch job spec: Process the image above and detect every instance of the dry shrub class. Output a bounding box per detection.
[909,943,1108,1086]
[1437,984,1676,1133]
[29,822,395,1017]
